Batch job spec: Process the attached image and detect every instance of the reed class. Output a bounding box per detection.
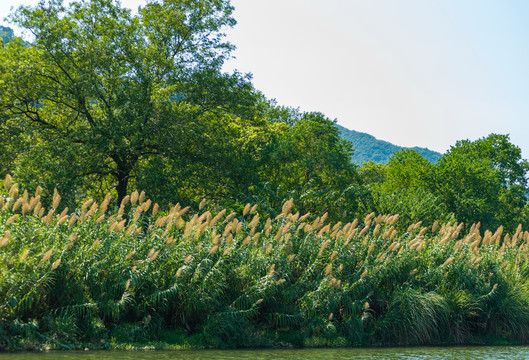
[1,178,529,349]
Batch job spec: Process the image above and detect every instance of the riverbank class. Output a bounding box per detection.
[1,330,523,352]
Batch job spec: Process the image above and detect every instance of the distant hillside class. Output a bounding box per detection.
[0,26,30,47]
[0,26,14,44]
[337,124,442,164]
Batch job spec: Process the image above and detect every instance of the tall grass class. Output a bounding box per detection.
[1,175,529,349]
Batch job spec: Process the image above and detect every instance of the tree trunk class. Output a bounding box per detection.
[116,171,129,206]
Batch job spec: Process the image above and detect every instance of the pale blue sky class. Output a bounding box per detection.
[2,0,529,158]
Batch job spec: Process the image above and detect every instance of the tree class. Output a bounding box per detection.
[258,111,361,219]
[383,149,433,192]
[433,134,529,231]
[359,151,445,228]
[359,160,386,185]
[0,0,255,205]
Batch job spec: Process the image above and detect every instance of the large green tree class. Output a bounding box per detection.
[382,149,433,192]
[433,134,529,231]
[0,0,257,204]
[359,150,447,228]
[258,111,361,219]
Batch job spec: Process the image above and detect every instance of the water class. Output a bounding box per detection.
[2,347,529,360]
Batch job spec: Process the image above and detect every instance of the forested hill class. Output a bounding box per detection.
[0,26,14,44]
[337,124,442,164]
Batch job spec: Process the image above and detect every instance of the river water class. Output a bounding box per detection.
[1,347,529,360]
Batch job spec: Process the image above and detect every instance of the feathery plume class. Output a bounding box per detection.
[130,191,139,205]
[19,249,29,262]
[243,203,251,216]
[12,198,22,212]
[373,223,381,237]
[141,199,151,212]
[359,225,370,237]
[442,257,454,267]
[364,212,375,225]
[324,263,333,275]
[152,203,159,216]
[319,239,331,255]
[82,198,94,210]
[250,204,258,214]
[68,214,78,228]
[282,198,294,216]
[3,174,12,191]
[199,198,207,211]
[100,193,112,214]
[125,224,136,236]
[6,214,18,225]
[52,189,61,209]
[209,245,218,255]
[42,250,52,262]
[226,212,236,222]
[268,264,276,277]
[88,202,98,217]
[52,258,61,270]
[120,195,130,208]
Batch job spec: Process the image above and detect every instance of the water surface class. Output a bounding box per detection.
[2,347,529,359]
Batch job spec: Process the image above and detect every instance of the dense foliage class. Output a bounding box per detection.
[2,179,529,350]
[358,135,529,233]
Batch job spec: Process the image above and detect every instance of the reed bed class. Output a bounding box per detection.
[1,175,529,350]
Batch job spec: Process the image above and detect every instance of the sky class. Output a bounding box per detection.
[2,0,529,158]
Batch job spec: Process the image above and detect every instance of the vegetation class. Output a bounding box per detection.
[1,0,529,351]
[359,136,529,233]
[2,177,529,350]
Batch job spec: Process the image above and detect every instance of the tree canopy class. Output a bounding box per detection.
[433,134,529,230]
[359,134,529,232]
[0,0,247,204]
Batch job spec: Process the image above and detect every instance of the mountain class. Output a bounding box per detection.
[0,26,30,47]
[0,26,14,44]
[337,124,442,164]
